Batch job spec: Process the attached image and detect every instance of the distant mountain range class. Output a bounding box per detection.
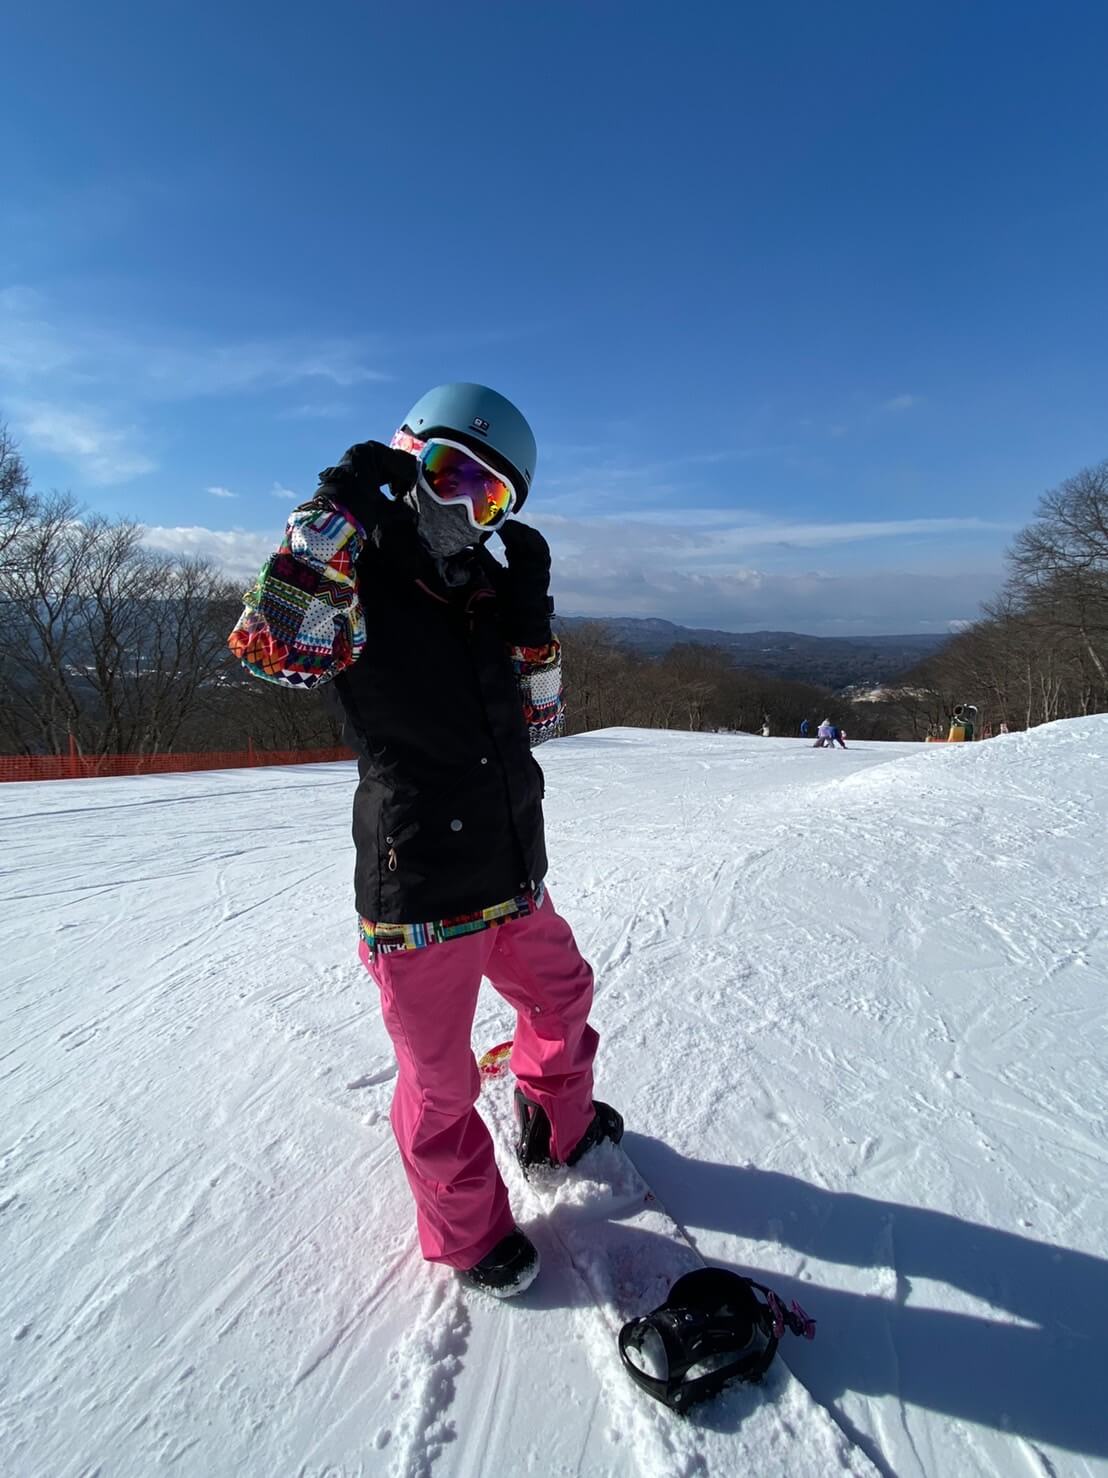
[555,616,946,690]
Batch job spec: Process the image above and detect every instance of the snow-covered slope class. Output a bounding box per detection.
[2,721,1106,1477]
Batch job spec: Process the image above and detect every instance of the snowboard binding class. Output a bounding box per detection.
[618,1268,815,1414]
[514,1089,624,1172]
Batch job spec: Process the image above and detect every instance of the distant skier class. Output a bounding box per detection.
[761,720,771,737]
[229,384,622,1297]
[799,718,810,738]
[834,726,847,749]
[814,718,834,748]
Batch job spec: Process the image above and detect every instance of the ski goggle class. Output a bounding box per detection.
[416,438,518,530]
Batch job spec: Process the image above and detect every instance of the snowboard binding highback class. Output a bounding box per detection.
[618,1268,816,1414]
[514,1088,624,1172]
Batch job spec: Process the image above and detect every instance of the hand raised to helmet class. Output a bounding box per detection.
[318,441,418,532]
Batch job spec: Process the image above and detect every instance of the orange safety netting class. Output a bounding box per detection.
[0,744,356,783]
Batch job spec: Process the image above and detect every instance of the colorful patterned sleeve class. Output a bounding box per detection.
[227,500,365,689]
[511,640,565,747]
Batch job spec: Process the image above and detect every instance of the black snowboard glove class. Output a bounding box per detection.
[317,441,418,533]
[494,520,554,647]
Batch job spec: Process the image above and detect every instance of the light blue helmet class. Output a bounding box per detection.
[398,383,537,509]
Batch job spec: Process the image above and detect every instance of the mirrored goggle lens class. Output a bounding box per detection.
[419,442,515,526]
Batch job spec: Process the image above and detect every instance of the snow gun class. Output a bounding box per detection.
[946,703,979,742]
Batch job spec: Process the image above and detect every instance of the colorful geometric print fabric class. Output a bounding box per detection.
[228,497,566,747]
[228,500,365,689]
[514,642,565,746]
[359,883,546,955]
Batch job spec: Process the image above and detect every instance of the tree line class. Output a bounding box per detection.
[2,420,1104,755]
[884,460,1108,737]
[556,622,890,739]
[0,426,345,757]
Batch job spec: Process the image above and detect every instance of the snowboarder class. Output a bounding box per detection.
[229,383,622,1297]
[813,718,834,748]
[833,725,847,749]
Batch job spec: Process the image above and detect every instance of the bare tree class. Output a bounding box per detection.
[559,622,630,734]
[0,492,90,752]
[0,497,240,755]
[1009,460,1108,687]
[0,422,34,575]
[116,557,242,754]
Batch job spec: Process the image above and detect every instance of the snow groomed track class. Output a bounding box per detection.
[2,720,1107,1476]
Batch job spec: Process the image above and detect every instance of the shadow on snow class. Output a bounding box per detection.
[617,1132,1108,1461]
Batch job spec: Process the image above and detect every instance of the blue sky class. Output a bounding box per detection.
[3,1,1106,634]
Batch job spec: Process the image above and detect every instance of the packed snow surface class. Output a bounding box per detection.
[2,720,1107,1477]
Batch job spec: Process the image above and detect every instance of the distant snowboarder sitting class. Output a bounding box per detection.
[813,719,834,748]
[228,383,622,1297]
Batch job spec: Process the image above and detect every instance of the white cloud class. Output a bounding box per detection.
[540,508,1006,560]
[140,526,276,583]
[10,398,156,483]
[150,512,1005,634]
[524,508,1007,632]
[0,286,390,398]
[0,285,394,487]
[555,562,998,635]
[884,394,919,412]
[207,485,237,499]
[270,482,300,501]
[0,290,78,379]
[284,402,356,420]
[138,339,388,396]
[676,514,998,555]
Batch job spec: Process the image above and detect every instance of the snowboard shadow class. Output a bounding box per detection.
[623,1132,1108,1461]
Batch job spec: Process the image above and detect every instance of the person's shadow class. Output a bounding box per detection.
[625,1132,1108,1465]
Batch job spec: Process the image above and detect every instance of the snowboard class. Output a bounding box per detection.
[477,1042,877,1474]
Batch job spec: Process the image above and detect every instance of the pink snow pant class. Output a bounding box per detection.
[360,892,599,1270]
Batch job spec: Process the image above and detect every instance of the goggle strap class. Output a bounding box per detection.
[751,1282,817,1340]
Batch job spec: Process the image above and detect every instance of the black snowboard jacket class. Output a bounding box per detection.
[228,496,561,924]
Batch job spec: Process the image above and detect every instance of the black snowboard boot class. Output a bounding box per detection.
[457,1226,540,1298]
[514,1088,624,1172]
